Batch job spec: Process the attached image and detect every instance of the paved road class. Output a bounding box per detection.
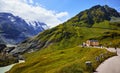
[95,48,120,73]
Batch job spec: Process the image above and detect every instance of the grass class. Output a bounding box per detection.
[7,20,119,73]
[7,20,120,73]
[8,46,116,73]
[34,20,120,49]
[7,6,120,73]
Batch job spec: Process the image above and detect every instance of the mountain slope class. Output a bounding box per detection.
[66,5,120,27]
[0,12,48,44]
[9,5,120,73]
[9,47,115,73]
[11,5,120,54]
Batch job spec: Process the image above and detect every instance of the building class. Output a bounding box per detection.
[86,40,99,47]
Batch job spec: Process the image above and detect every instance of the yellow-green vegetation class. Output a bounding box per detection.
[8,5,120,73]
[14,5,120,55]
[34,22,120,49]
[30,5,120,50]
[8,46,116,73]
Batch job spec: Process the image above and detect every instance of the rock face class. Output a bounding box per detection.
[0,12,48,44]
[0,44,6,52]
[0,44,19,67]
[10,39,41,54]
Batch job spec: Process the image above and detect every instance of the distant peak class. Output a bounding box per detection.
[103,5,111,9]
[93,5,101,7]
[66,5,120,27]
[91,5,101,9]
[90,5,112,9]
[104,5,109,7]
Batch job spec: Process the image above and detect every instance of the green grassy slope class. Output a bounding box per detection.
[9,46,116,73]
[34,21,120,49]
[8,5,120,73]
[28,5,120,50]
[8,22,119,73]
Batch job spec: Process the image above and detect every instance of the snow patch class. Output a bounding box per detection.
[8,16,16,22]
[26,20,49,30]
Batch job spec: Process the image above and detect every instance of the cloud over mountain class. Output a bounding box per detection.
[0,0,69,27]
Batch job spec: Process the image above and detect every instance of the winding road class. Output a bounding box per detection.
[95,48,120,73]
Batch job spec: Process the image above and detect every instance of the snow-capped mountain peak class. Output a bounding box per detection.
[26,21,49,30]
[0,12,49,44]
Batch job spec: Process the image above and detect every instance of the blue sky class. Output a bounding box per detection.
[34,0,120,17]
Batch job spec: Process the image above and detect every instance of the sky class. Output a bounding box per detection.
[0,0,120,27]
[35,0,120,16]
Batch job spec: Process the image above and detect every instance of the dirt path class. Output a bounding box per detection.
[94,48,120,73]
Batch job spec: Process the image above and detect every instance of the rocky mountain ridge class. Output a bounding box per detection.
[0,12,48,44]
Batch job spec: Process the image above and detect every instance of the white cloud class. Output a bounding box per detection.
[0,0,69,27]
[56,12,69,21]
[56,12,69,18]
[29,0,33,4]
